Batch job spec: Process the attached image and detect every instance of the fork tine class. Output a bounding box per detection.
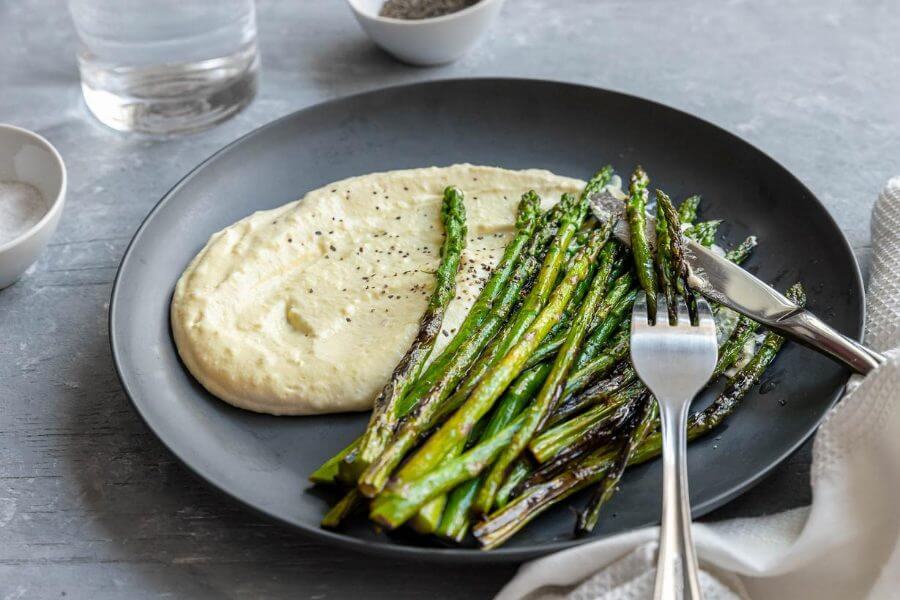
[676,298,691,325]
[695,298,716,328]
[632,291,649,326]
[656,294,669,326]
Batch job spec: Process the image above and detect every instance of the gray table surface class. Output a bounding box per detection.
[2,0,899,598]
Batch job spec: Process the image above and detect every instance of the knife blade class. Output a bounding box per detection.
[589,190,885,374]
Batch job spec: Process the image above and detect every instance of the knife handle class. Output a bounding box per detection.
[776,310,885,375]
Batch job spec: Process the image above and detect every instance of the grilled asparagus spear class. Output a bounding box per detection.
[626,167,656,316]
[473,284,804,549]
[341,187,467,481]
[473,226,613,514]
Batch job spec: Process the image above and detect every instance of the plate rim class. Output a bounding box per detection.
[109,76,866,562]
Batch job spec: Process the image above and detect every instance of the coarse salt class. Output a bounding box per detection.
[0,181,47,245]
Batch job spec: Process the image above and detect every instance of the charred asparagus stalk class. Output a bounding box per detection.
[655,198,678,323]
[724,235,758,263]
[572,282,636,370]
[549,358,637,428]
[433,191,590,436]
[657,189,697,316]
[407,192,541,398]
[370,229,609,529]
[357,226,541,497]
[321,489,362,529]
[678,195,701,224]
[529,296,770,470]
[525,250,626,370]
[341,187,467,481]
[684,219,721,248]
[473,226,614,514]
[436,363,551,541]
[473,285,803,549]
[575,396,657,534]
[309,438,359,485]
[626,167,656,317]
[370,200,590,503]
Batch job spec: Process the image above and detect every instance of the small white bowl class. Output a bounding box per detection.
[346,0,505,66]
[0,124,67,289]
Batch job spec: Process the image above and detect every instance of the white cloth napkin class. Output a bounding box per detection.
[496,178,900,600]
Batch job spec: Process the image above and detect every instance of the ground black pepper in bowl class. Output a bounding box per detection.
[379,0,480,20]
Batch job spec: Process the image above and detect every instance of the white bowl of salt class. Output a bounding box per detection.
[0,124,67,289]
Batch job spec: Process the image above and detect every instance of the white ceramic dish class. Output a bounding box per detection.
[0,124,67,289]
[346,0,505,66]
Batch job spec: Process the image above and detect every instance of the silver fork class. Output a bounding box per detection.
[631,293,718,600]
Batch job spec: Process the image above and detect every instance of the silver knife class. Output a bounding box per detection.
[589,191,885,374]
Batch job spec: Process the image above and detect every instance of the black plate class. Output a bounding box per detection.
[110,78,863,562]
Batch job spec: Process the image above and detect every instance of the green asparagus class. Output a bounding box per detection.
[474,288,802,549]
[357,243,538,497]
[375,210,599,504]
[655,198,678,323]
[678,195,701,224]
[473,226,614,514]
[311,166,803,550]
[626,167,656,317]
[405,191,541,398]
[342,187,467,481]
[684,219,721,248]
[576,395,657,534]
[436,363,551,541]
[724,235,758,263]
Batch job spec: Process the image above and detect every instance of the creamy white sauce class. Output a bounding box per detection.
[714,304,740,345]
[725,332,766,378]
[605,176,626,200]
[171,165,584,415]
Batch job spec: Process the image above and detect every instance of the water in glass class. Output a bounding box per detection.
[69,0,259,134]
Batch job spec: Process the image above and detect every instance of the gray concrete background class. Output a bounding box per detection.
[1,0,898,598]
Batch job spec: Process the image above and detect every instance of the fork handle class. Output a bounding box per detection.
[654,401,704,600]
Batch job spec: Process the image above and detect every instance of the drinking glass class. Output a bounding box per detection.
[68,0,259,135]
